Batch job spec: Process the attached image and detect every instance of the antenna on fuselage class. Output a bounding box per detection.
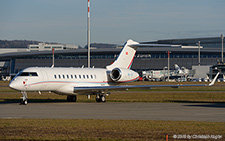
[87,0,91,68]
[51,48,55,68]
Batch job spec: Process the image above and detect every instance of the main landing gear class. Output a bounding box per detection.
[96,95,106,103]
[67,95,77,102]
[67,95,106,103]
[20,91,28,105]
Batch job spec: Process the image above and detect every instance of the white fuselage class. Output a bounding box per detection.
[9,40,141,98]
[9,67,139,95]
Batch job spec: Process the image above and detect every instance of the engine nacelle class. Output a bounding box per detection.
[110,68,139,83]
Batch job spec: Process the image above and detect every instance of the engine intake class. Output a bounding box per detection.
[109,68,139,82]
[110,68,122,81]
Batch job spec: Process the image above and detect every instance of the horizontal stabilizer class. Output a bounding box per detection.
[130,43,181,48]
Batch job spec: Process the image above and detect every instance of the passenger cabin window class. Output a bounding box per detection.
[20,72,38,76]
[54,74,101,80]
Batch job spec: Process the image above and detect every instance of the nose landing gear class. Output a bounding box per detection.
[20,91,28,105]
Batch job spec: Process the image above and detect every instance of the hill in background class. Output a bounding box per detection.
[0,40,42,48]
[0,40,117,49]
[84,43,118,49]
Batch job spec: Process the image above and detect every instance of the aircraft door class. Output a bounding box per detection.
[40,70,49,90]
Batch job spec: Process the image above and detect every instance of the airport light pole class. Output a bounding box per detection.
[198,41,201,66]
[163,66,167,81]
[167,51,171,81]
[221,34,224,63]
[87,0,91,68]
[52,48,55,68]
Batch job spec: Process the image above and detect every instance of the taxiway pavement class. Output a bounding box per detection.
[1,102,225,122]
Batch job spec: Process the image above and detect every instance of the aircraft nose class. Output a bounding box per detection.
[9,81,20,90]
[9,81,15,89]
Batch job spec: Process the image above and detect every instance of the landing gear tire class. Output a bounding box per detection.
[67,95,77,102]
[96,95,101,102]
[96,95,106,103]
[20,99,28,105]
[101,95,106,102]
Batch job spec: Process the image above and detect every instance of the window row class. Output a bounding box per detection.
[54,74,97,80]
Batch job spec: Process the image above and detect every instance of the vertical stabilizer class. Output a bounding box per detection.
[175,64,180,70]
[106,39,139,70]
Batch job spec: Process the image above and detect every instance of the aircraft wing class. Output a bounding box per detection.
[74,73,219,93]
[74,84,205,92]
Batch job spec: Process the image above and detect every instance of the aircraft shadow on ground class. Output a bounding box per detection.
[0,99,68,104]
[185,103,225,108]
[165,100,225,108]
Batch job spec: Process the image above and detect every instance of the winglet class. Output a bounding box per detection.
[209,72,220,86]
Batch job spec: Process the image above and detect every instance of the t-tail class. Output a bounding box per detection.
[175,64,181,70]
[106,39,139,70]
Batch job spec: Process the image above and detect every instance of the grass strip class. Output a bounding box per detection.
[1,91,225,103]
[0,119,224,141]
[1,81,225,103]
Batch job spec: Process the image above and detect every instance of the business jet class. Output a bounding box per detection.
[9,39,219,105]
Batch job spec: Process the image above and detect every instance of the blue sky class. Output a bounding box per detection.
[0,0,225,47]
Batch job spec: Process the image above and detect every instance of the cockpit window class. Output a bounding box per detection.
[20,72,38,76]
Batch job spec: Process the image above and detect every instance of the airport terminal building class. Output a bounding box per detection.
[0,37,224,78]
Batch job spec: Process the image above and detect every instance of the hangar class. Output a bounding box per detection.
[0,37,224,78]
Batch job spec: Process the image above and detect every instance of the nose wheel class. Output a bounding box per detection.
[20,91,28,105]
